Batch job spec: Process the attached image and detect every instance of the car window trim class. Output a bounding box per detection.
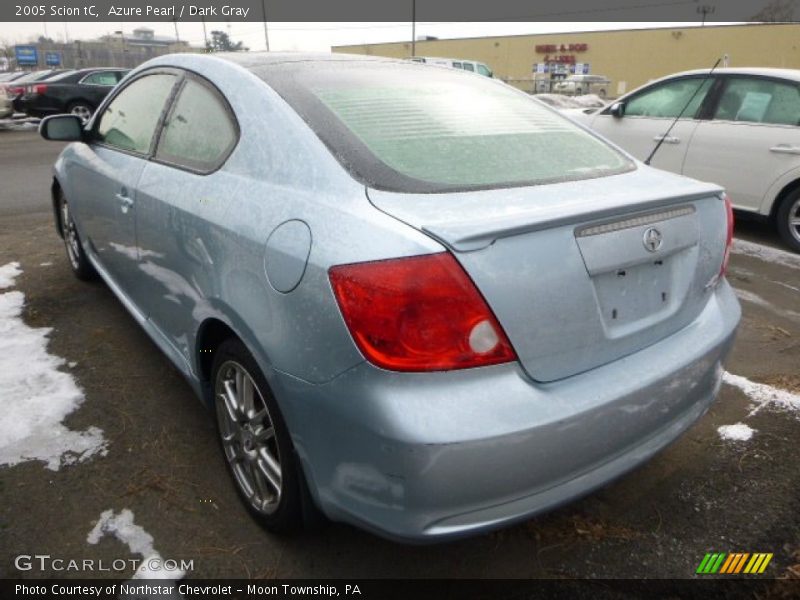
[79,70,125,87]
[89,67,184,160]
[706,73,800,127]
[150,70,240,176]
[602,74,718,120]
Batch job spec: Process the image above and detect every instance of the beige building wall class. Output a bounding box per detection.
[334,23,800,95]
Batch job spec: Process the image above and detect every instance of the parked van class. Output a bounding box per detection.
[408,56,494,77]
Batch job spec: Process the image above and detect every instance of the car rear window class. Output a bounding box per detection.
[44,70,79,82]
[261,62,634,193]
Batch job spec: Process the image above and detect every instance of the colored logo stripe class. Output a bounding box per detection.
[697,553,726,574]
[697,552,772,575]
[744,553,773,574]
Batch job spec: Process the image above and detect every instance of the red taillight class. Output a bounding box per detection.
[8,85,23,97]
[32,84,47,96]
[329,253,517,372]
[720,194,734,278]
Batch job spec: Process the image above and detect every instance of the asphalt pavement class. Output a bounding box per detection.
[1,128,798,583]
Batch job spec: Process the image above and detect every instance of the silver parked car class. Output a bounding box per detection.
[40,53,740,542]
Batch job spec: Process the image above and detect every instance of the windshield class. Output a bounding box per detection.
[262,62,633,193]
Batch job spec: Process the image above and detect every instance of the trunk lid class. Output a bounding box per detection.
[367,166,727,382]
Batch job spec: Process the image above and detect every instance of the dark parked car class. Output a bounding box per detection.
[17,68,129,120]
[0,71,27,82]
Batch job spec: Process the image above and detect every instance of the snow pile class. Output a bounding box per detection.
[88,509,186,581]
[534,93,605,109]
[0,262,107,470]
[723,371,800,417]
[717,423,755,442]
[731,239,800,271]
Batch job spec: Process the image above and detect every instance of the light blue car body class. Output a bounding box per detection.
[50,53,740,542]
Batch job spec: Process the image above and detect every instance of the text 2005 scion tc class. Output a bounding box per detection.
[40,53,740,542]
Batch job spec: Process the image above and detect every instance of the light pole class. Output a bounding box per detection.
[262,0,270,51]
[411,0,416,57]
[114,30,126,68]
[697,4,715,26]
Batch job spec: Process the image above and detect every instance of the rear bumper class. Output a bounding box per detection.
[273,281,740,542]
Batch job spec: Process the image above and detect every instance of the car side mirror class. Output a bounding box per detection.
[39,115,84,142]
[609,102,625,118]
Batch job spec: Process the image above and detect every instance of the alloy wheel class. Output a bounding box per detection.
[788,196,800,245]
[61,199,80,269]
[70,104,92,122]
[215,360,283,515]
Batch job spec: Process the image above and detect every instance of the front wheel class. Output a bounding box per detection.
[68,101,94,123]
[58,192,96,280]
[212,338,315,533]
[776,189,800,253]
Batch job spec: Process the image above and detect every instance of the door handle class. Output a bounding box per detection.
[769,144,800,155]
[115,191,133,213]
[653,134,680,144]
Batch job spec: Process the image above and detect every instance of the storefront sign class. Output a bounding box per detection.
[535,42,589,65]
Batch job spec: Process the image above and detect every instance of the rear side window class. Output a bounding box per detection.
[83,72,118,86]
[714,77,800,125]
[155,78,237,172]
[625,77,713,119]
[96,73,177,154]
[452,62,462,69]
[287,65,632,191]
[462,63,475,72]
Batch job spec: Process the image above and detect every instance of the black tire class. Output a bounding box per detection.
[211,338,320,533]
[57,191,96,281]
[67,101,94,122]
[776,188,800,253]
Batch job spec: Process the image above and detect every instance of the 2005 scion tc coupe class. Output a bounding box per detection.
[41,53,740,542]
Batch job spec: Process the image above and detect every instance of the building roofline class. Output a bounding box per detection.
[333,22,797,49]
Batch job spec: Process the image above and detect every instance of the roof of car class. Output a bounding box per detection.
[662,67,800,82]
[218,51,405,69]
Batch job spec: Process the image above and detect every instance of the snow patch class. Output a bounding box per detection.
[731,239,800,270]
[723,371,800,417]
[535,93,605,109]
[0,261,22,289]
[0,262,106,471]
[39,261,53,267]
[718,422,755,441]
[88,509,186,581]
[733,287,800,322]
[734,288,771,308]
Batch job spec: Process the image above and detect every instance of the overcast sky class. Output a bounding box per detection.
[0,21,714,52]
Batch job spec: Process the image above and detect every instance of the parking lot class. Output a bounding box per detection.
[1,125,799,582]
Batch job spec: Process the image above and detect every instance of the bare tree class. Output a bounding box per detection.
[751,0,798,21]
